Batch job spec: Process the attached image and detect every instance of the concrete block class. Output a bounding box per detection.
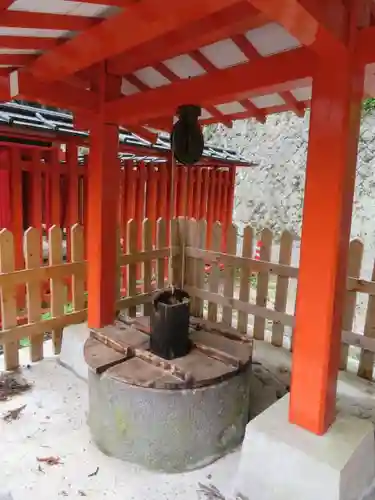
[235,394,375,500]
[59,322,89,381]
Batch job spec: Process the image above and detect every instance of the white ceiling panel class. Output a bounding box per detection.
[250,93,285,108]
[121,77,141,96]
[200,38,248,69]
[291,87,312,101]
[9,0,119,18]
[245,23,301,57]
[163,54,205,79]
[134,67,170,89]
[216,101,246,115]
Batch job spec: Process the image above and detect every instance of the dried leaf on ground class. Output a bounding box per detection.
[197,483,226,500]
[36,456,62,466]
[3,404,26,422]
[0,372,31,401]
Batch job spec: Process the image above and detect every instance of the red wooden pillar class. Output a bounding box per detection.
[87,68,121,328]
[178,167,188,216]
[206,169,216,249]
[193,167,202,220]
[10,148,25,308]
[10,148,24,270]
[146,163,158,245]
[224,166,235,235]
[289,50,364,433]
[135,162,146,280]
[186,167,195,219]
[214,169,224,224]
[66,141,79,262]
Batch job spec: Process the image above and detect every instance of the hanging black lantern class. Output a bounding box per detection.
[171,104,204,165]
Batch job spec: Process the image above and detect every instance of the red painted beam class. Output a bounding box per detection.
[108,2,267,75]
[1,11,99,31]
[246,0,347,57]
[9,70,99,113]
[0,54,35,66]
[0,36,64,50]
[29,0,250,82]
[105,48,314,125]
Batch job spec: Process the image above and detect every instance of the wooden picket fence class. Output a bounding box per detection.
[1,217,375,382]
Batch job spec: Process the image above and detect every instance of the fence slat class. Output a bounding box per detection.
[0,229,19,370]
[156,218,166,290]
[49,225,65,354]
[185,219,198,310]
[25,228,43,362]
[272,230,294,347]
[171,218,182,288]
[340,239,363,370]
[253,228,273,340]
[222,223,237,327]
[357,258,375,380]
[127,219,137,317]
[207,222,222,322]
[238,225,253,334]
[71,224,85,312]
[194,219,206,317]
[143,219,153,316]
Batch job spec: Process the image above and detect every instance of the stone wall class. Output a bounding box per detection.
[207,111,375,246]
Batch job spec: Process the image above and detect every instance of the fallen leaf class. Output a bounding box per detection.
[37,456,62,466]
[88,466,99,477]
[3,404,26,422]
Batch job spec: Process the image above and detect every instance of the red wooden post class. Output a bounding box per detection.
[289,52,364,434]
[178,167,188,216]
[87,68,121,328]
[193,167,202,220]
[206,169,216,249]
[224,166,235,235]
[173,163,180,216]
[200,168,210,244]
[214,168,223,224]
[146,163,158,245]
[10,147,25,308]
[50,148,61,228]
[66,141,79,262]
[135,162,146,281]
[186,167,195,218]
[30,149,43,250]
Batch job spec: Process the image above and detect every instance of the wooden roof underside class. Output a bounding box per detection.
[0,0,374,137]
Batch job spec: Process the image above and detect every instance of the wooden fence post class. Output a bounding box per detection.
[207,222,222,322]
[253,228,273,340]
[49,225,65,354]
[156,218,166,290]
[127,219,137,318]
[358,256,375,380]
[25,227,43,362]
[143,218,153,316]
[0,229,19,370]
[222,223,237,327]
[171,218,183,288]
[340,239,363,370]
[238,225,253,334]
[193,219,206,317]
[71,224,85,313]
[272,230,294,347]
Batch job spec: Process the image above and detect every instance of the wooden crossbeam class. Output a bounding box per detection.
[0,36,64,51]
[0,11,99,31]
[28,0,258,82]
[105,48,313,126]
[108,3,267,76]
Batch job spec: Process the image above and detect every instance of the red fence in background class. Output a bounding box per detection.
[0,141,236,302]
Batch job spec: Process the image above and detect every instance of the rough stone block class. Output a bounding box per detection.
[235,394,375,500]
